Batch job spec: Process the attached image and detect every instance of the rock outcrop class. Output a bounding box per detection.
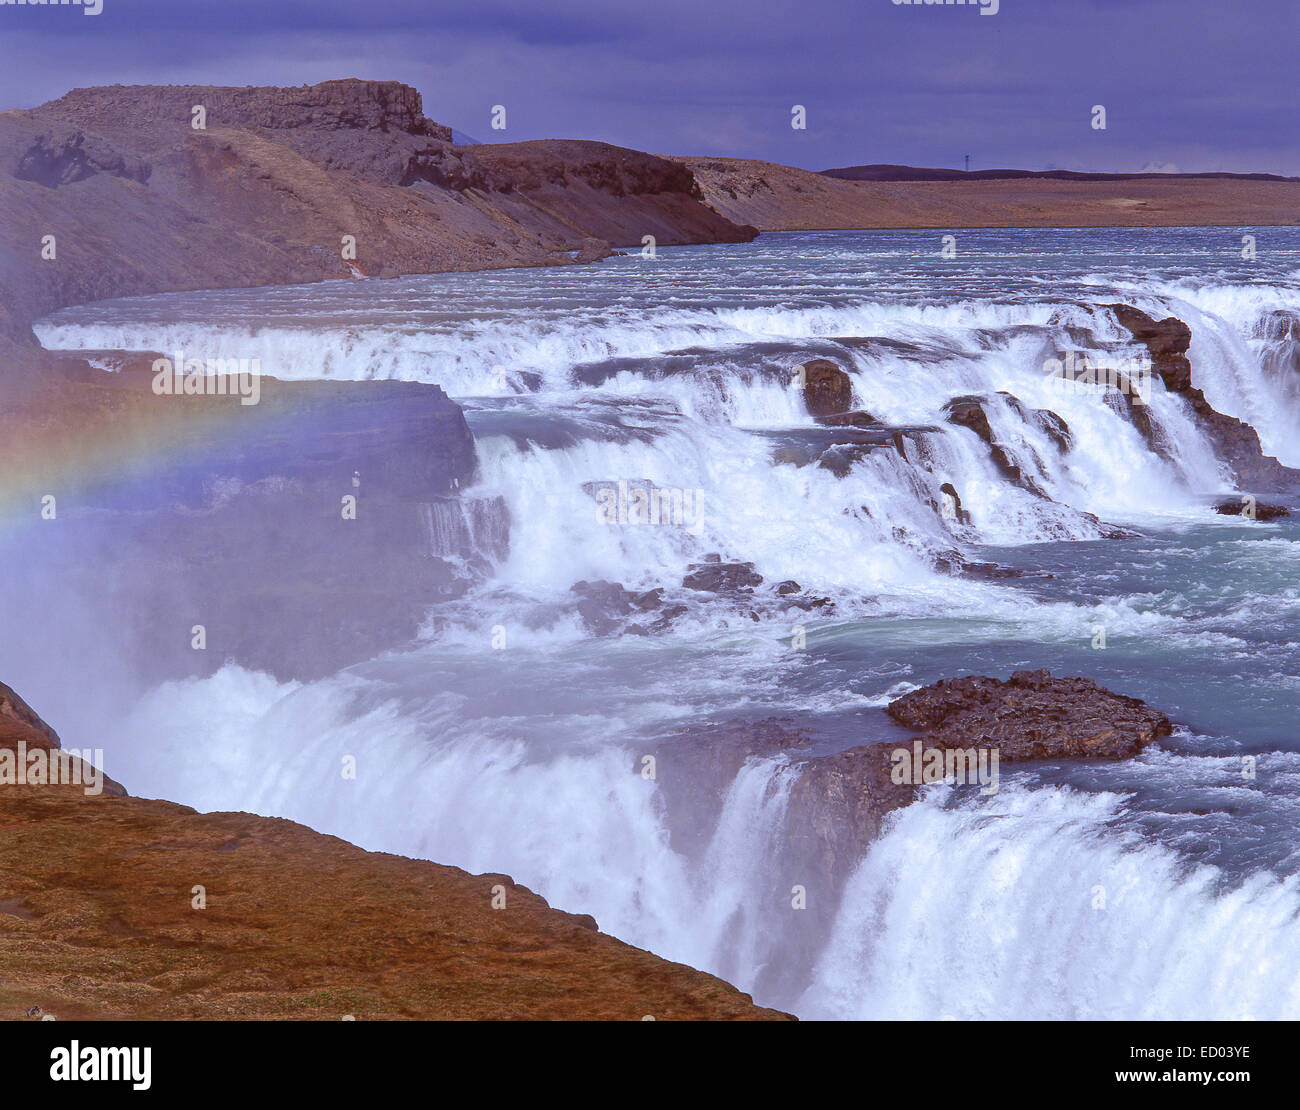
[1109,304,1300,492]
[0,356,481,681]
[0,681,125,797]
[0,680,61,750]
[885,668,1173,760]
[943,394,1046,495]
[798,358,854,418]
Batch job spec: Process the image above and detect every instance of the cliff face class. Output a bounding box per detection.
[39,79,450,140]
[0,79,755,348]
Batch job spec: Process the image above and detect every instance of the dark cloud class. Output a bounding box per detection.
[1,0,1296,173]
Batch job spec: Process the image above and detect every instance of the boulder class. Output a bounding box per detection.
[798,359,853,418]
[944,395,996,443]
[574,237,614,264]
[1215,499,1290,521]
[682,559,763,593]
[886,668,1172,760]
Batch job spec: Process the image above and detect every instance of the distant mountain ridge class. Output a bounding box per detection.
[822,163,1300,183]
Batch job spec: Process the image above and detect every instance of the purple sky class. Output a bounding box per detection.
[2,0,1297,174]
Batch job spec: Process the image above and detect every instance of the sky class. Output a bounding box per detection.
[1,0,1296,175]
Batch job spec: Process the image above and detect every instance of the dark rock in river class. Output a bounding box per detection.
[816,410,880,428]
[938,481,972,526]
[943,394,1047,496]
[571,580,685,636]
[798,358,853,418]
[997,391,1073,454]
[886,668,1172,759]
[1214,499,1290,521]
[944,394,996,443]
[683,559,763,593]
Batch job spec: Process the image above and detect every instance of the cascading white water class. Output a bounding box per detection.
[802,783,1300,1020]
[105,663,803,1000]
[27,227,1300,1019]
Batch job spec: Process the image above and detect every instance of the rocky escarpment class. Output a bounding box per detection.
[1108,304,1300,493]
[0,78,755,351]
[0,684,787,1021]
[650,670,1172,999]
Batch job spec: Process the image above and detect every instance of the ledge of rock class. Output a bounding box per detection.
[885,668,1173,759]
[0,358,483,681]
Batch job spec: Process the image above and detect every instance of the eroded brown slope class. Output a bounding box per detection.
[0,79,754,349]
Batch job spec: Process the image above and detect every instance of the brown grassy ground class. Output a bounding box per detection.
[0,780,790,1021]
[673,155,1300,230]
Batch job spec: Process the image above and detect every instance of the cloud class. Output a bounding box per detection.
[1,0,1294,174]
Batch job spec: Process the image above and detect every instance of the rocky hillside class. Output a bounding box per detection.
[0,79,755,349]
[0,682,788,1021]
[673,155,1300,231]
